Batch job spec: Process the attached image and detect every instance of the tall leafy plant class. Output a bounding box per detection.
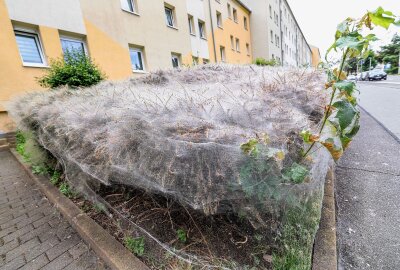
[302,7,399,160]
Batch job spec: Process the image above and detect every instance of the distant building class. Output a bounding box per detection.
[311,45,321,67]
[243,0,313,67]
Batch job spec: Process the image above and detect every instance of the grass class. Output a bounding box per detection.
[124,236,145,256]
[59,182,75,198]
[272,195,322,270]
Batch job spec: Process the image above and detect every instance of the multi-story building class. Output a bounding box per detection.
[311,45,321,67]
[0,0,252,133]
[243,0,312,67]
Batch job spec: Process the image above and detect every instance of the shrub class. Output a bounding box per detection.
[38,50,105,88]
[254,57,279,66]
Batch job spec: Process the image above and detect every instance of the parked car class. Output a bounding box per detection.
[368,69,387,81]
[347,74,356,81]
[361,72,369,81]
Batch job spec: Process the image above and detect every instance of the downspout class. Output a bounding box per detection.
[279,0,284,66]
[208,0,218,62]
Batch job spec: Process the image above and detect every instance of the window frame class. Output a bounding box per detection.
[198,20,206,39]
[165,5,176,28]
[235,38,240,52]
[246,43,250,56]
[120,0,138,14]
[220,46,226,62]
[129,46,146,72]
[233,8,238,23]
[216,11,223,28]
[60,36,88,56]
[227,3,232,19]
[243,16,248,30]
[14,29,47,68]
[230,35,234,50]
[188,15,195,35]
[171,53,181,68]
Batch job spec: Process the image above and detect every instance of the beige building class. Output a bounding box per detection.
[0,0,253,133]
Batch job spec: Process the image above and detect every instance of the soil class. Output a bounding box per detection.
[73,184,275,270]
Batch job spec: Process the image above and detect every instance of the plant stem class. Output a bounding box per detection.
[303,48,350,157]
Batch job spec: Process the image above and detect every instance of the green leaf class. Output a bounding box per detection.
[335,36,365,51]
[283,163,309,184]
[368,7,396,29]
[334,81,356,96]
[332,100,357,130]
[240,138,259,156]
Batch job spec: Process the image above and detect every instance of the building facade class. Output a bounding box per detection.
[243,0,313,67]
[0,0,253,133]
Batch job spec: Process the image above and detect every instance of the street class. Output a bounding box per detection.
[358,75,400,139]
[336,75,400,270]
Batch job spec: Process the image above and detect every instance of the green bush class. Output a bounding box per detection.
[254,57,279,66]
[38,50,105,88]
[124,236,145,256]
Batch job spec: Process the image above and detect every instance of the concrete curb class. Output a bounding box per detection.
[10,149,150,270]
[312,168,337,270]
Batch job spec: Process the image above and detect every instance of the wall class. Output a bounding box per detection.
[186,0,210,61]
[207,0,252,64]
[0,0,64,132]
[80,0,193,73]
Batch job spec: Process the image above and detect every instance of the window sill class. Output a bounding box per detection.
[122,9,140,16]
[23,63,49,68]
[190,33,196,37]
[167,25,179,30]
[217,26,223,30]
[200,37,207,41]
[234,20,238,24]
[132,70,148,74]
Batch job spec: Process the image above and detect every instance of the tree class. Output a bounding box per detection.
[345,51,377,74]
[38,50,105,88]
[376,34,400,74]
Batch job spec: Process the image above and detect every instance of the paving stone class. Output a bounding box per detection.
[5,237,40,262]
[19,253,49,270]
[41,251,73,270]
[0,151,108,270]
[0,255,25,270]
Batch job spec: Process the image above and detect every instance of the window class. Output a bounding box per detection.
[171,53,180,68]
[243,17,248,30]
[220,46,225,62]
[235,38,240,52]
[216,11,222,28]
[165,5,175,28]
[246,43,250,55]
[188,15,195,35]
[269,5,272,18]
[14,30,45,66]
[233,8,237,22]
[192,56,199,65]
[198,20,206,39]
[272,54,275,59]
[120,0,136,13]
[203,58,209,64]
[230,35,234,50]
[270,30,273,43]
[129,47,145,71]
[60,37,86,55]
[227,3,232,18]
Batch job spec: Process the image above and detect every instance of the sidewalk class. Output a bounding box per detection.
[335,109,400,269]
[0,150,109,270]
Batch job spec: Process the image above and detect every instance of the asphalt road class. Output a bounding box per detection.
[336,75,400,269]
[357,75,400,139]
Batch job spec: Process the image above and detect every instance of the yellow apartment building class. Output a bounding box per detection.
[0,0,253,133]
[311,45,321,68]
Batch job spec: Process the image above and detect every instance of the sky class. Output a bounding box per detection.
[286,0,400,59]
